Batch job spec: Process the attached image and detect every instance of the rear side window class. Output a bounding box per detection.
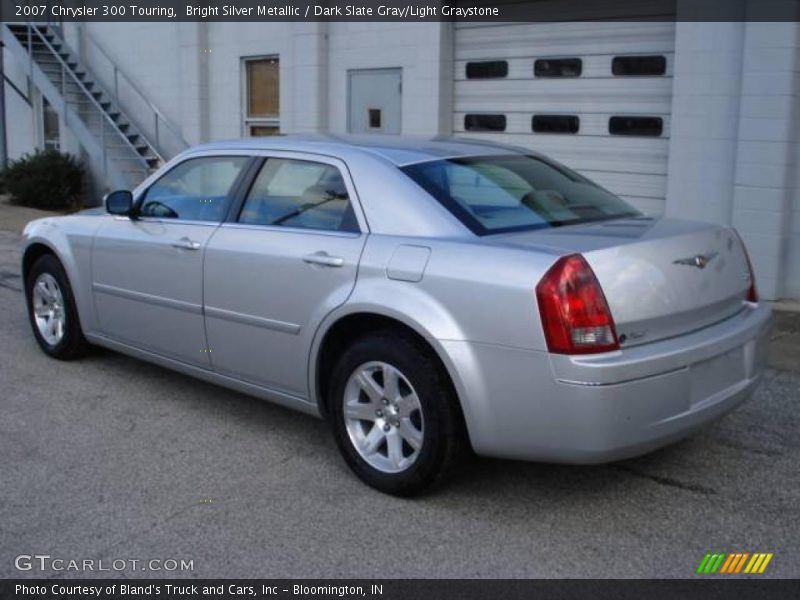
[140,156,248,221]
[238,158,358,232]
[401,155,639,236]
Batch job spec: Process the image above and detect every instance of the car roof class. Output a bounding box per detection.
[188,134,527,166]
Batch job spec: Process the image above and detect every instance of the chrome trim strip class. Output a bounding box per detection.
[556,366,688,387]
[204,305,301,335]
[133,217,221,227]
[92,283,203,315]
[219,222,361,239]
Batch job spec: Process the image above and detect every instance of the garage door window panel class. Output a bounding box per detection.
[466,60,508,79]
[612,55,667,76]
[464,114,506,132]
[534,58,582,78]
[239,158,358,232]
[609,116,663,137]
[139,156,249,222]
[532,115,580,134]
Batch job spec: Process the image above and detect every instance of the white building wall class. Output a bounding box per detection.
[204,22,294,140]
[665,21,745,225]
[326,22,452,135]
[2,51,36,161]
[666,6,800,300]
[75,22,183,129]
[732,21,799,301]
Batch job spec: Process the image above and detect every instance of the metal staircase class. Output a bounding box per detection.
[1,22,188,191]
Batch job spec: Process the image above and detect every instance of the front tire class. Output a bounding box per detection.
[329,331,466,496]
[25,254,90,360]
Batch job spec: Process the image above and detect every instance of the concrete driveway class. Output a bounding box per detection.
[0,225,798,579]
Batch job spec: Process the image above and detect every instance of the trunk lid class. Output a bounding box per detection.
[487,216,752,347]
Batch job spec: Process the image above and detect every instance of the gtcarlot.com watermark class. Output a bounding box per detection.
[14,554,194,573]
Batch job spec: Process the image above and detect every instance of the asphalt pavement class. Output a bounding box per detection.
[0,228,798,578]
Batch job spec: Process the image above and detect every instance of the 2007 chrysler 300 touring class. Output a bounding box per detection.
[21,136,771,495]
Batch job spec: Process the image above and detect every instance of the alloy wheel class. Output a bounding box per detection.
[32,272,66,346]
[343,361,425,474]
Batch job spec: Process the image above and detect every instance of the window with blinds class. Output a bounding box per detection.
[244,56,280,136]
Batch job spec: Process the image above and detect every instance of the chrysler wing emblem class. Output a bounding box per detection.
[673,252,718,269]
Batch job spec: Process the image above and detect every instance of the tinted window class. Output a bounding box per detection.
[238,158,358,232]
[401,155,638,236]
[532,115,580,134]
[464,114,506,132]
[612,55,666,76]
[534,58,582,77]
[609,116,663,136]
[466,60,508,79]
[140,156,248,221]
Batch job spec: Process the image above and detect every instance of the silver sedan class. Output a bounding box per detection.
[21,135,771,495]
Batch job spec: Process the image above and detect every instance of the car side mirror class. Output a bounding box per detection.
[104,190,135,217]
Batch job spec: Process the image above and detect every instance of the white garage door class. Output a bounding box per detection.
[454,19,676,215]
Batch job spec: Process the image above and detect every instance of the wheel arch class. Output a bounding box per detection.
[21,242,60,285]
[21,230,94,335]
[311,310,471,443]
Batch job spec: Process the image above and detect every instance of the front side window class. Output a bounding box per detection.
[401,155,639,235]
[238,158,358,232]
[139,156,248,221]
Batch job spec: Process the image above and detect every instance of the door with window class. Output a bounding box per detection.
[92,155,250,365]
[348,68,402,134]
[203,154,366,397]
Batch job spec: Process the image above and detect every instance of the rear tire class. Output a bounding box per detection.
[25,254,91,360]
[329,330,466,496]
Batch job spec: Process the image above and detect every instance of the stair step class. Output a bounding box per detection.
[66,99,107,106]
[31,58,63,65]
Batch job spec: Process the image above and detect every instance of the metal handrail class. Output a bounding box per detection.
[75,24,189,157]
[22,23,151,173]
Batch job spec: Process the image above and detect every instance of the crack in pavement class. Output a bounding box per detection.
[612,465,718,496]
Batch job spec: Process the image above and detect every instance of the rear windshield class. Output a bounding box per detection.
[401,154,639,235]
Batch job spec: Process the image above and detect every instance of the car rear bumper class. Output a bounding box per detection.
[441,303,771,463]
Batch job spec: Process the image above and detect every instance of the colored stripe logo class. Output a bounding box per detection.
[697,552,773,574]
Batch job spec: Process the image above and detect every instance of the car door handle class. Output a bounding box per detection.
[171,237,201,251]
[302,252,345,268]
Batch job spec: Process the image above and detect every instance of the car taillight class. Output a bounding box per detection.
[733,230,759,303]
[536,254,619,354]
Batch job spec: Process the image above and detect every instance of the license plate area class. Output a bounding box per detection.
[690,347,745,406]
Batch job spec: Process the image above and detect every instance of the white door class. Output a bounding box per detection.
[454,18,675,215]
[348,68,402,134]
